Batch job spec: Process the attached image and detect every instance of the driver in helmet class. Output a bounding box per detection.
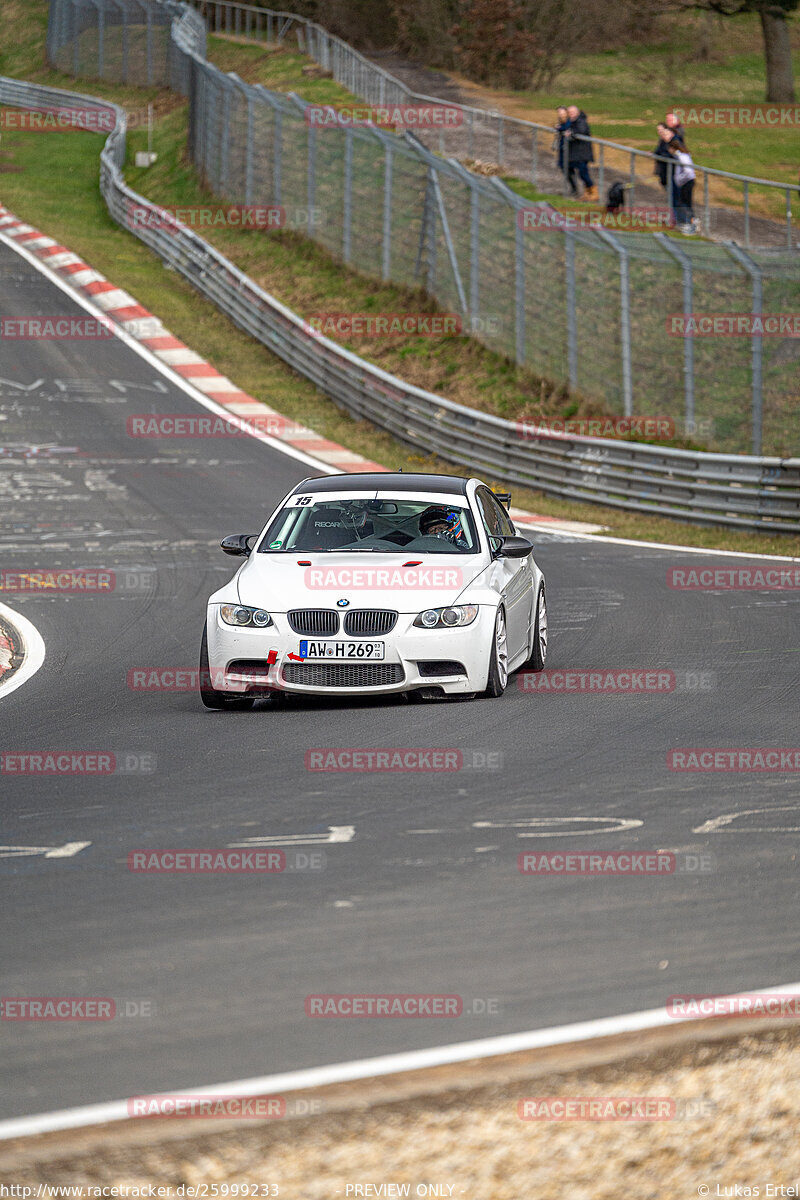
[418,505,468,548]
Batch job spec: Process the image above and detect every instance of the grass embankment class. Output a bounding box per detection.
[0,5,798,555]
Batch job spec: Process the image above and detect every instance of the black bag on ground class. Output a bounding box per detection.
[606,181,625,212]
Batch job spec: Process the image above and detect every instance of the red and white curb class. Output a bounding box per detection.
[0,203,603,532]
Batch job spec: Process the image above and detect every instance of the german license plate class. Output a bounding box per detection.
[299,640,385,660]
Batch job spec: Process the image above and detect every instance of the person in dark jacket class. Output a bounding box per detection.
[653,122,679,225]
[553,106,569,177]
[565,105,596,200]
[665,111,686,142]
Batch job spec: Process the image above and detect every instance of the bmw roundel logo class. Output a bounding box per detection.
[337,598,349,608]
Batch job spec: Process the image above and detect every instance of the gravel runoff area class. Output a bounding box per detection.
[3,1020,800,1198]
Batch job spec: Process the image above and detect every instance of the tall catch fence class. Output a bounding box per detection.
[42,0,800,460]
[2,2,796,530]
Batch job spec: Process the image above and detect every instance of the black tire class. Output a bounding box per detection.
[482,607,508,699]
[524,585,547,671]
[199,623,255,710]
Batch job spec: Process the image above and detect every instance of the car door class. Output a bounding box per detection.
[474,488,532,662]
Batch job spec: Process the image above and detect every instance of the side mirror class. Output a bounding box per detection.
[220,533,256,557]
[496,535,534,559]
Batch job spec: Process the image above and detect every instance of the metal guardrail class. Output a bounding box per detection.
[2,14,799,530]
[43,0,800,460]
[191,0,800,252]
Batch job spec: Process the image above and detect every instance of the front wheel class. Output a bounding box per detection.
[199,623,255,710]
[524,585,547,671]
[482,607,508,698]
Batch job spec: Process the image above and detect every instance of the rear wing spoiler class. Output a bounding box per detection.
[492,490,512,511]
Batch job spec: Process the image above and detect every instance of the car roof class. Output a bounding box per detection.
[291,473,470,496]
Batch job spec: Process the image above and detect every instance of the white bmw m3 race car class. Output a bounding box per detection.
[199,472,547,707]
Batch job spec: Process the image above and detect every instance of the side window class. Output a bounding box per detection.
[487,493,515,537]
[476,488,513,538]
[475,488,501,539]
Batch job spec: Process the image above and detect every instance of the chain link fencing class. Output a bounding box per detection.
[17,0,797,476]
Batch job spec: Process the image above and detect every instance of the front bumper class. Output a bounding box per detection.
[206,606,497,696]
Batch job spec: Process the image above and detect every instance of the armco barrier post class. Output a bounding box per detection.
[656,234,695,438]
[726,243,764,455]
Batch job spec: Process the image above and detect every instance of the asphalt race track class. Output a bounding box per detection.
[1,234,799,1120]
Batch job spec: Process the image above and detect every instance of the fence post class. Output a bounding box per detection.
[726,243,764,455]
[382,142,393,280]
[145,3,154,85]
[514,211,525,366]
[598,143,604,203]
[703,169,710,237]
[786,187,793,250]
[597,228,633,417]
[244,88,255,206]
[656,234,695,439]
[95,0,104,77]
[743,180,750,249]
[342,127,353,264]
[470,179,480,322]
[220,76,233,196]
[564,228,578,389]
[72,0,79,75]
[628,151,636,207]
[307,121,317,239]
[120,0,128,82]
[530,130,537,189]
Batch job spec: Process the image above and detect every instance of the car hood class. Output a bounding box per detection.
[236,553,489,612]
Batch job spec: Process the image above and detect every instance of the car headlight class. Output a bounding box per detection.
[413,605,478,629]
[220,604,273,628]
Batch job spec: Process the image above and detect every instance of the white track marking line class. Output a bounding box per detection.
[515,519,800,562]
[0,601,46,700]
[2,980,800,1140]
[0,231,339,477]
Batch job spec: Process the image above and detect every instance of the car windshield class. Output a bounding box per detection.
[258,497,480,554]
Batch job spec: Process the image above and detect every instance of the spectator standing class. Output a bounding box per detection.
[553,106,569,181]
[669,139,699,234]
[565,105,597,200]
[653,122,679,226]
